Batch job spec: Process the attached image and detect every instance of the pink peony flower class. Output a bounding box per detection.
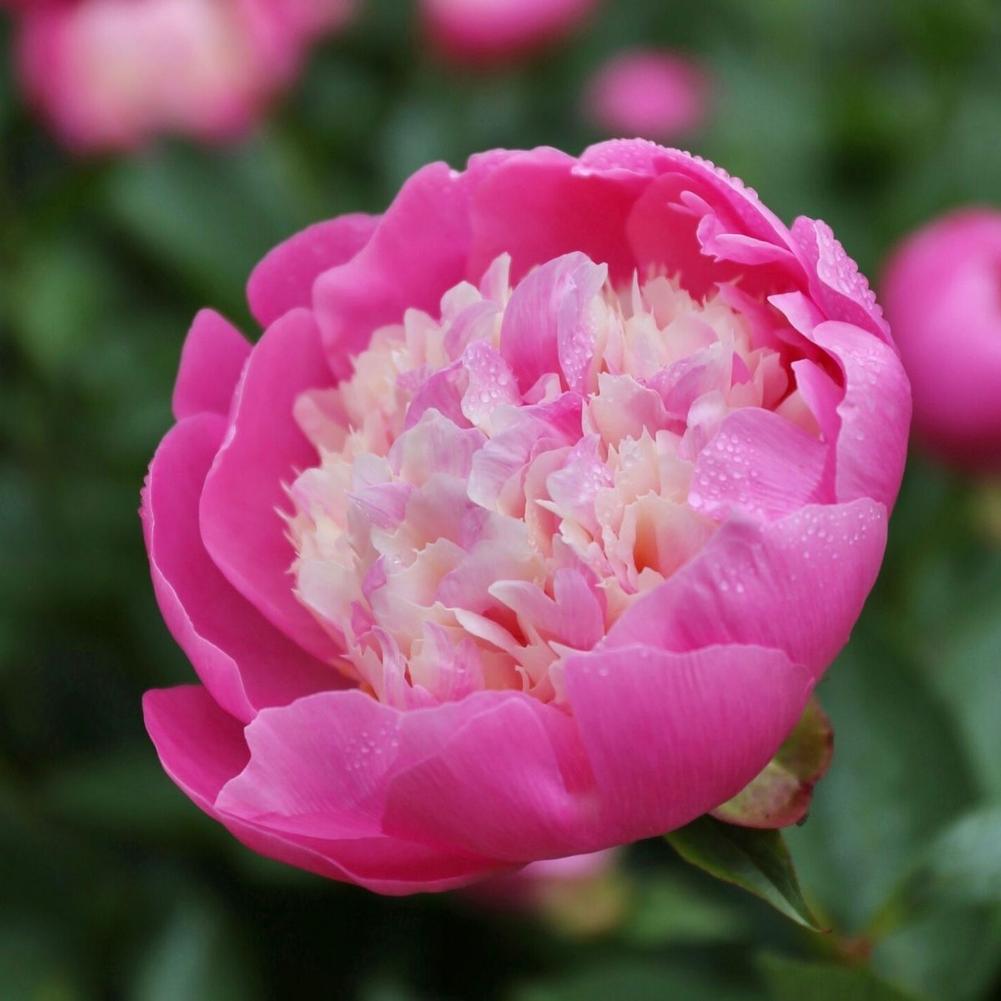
[882,208,1001,471]
[421,0,598,64]
[142,141,911,894]
[584,49,710,141]
[7,0,352,151]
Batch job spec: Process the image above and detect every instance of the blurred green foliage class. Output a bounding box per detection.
[2,0,1001,998]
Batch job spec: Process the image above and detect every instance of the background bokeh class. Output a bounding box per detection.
[2,1,1001,998]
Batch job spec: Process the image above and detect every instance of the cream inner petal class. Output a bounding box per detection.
[287,254,815,707]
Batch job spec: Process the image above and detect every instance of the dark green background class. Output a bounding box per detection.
[2,1,1001,998]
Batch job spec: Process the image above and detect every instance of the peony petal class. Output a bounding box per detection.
[144,685,250,809]
[545,434,612,533]
[405,362,470,430]
[606,499,888,679]
[770,300,910,509]
[145,686,491,893]
[469,147,642,287]
[460,340,521,426]
[499,252,607,393]
[467,395,582,512]
[580,141,796,253]
[143,415,336,722]
[805,321,911,510]
[200,308,340,662]
[172,309,251,421]
[626,172,796,302]
[213,689,513,884]
[768,289,826,341]
[697,221,799,270]
[689,407,830,521]
[577,140,804,299]
[248,213,379,328]
[791,217,890,342]
[383,692,596,861]
[790,358,842,445]
[490,567,604,651]
[388,410,486,485]
[314,162,492,376]
[563,643,813,842]
[217,689,403,835]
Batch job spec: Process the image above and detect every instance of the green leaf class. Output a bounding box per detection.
[665,816,822,929]
[712,698,833,828]
[759,954,924,1001]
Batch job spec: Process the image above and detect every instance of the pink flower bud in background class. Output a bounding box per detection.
[882,209,1001,472]
[141,140,910,894]
[421,0,598,65]
[584,49,710,141]
[7,0,353,152]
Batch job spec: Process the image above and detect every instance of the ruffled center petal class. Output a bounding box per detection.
[287,253,827,707]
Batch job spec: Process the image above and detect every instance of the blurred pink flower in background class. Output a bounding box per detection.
[469,848,617,905]
[4,0,353,151]
[584,49,710,141]
[142,140,910,894]
[421,0,598,64]
[883,209,1001,472]
[467,848,626,934]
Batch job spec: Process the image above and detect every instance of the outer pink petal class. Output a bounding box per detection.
[216,688,548,876]
[247,213,379,329]
[606,499,888,679]
[142,414,335,723]
[806,321,911,510]
[200,308,339,662]
[216,688,403,836]
[625,171,799,302]
[548,141,804,301]
[770,296,911,509]
[689,407,830,521]
[382,692,596,861]
[563,644,813,843]
[579,140,797,254]
[144,686,491,893]
[791,217,891,342]
[143,685,251,809]
[221,688,592,860]
[468,148,642,288]
[217,690,557,875]
[313,161,495,376]
[172,309,251,421]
